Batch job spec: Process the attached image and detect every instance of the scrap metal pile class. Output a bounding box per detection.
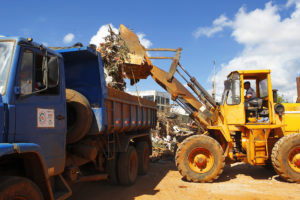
[97,25,130,91]
[150,111,197,162]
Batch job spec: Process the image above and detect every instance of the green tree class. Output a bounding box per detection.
[277,94,288,103]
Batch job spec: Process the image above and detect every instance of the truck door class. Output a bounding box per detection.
[14,47,66,176]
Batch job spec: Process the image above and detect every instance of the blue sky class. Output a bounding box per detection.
[1,0,300,101]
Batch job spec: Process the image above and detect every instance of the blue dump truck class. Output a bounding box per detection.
[0,37,156,200]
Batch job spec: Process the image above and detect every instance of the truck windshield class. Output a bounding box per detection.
[0,41,14,94]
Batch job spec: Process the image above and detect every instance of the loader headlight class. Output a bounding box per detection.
[274,103,285,117]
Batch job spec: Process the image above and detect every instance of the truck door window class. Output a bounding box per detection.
[35,53,46,91]
[19,49,33,95]
[35,53,60,95]
[19,50,59,96]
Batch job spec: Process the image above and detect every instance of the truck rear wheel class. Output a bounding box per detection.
[271,133,300,183]
[106,157,119,184]
[136,141,150,175]
[66,89,93,144]
[118,146,138,185]
[175,135,225,183]
[0,176,43,200]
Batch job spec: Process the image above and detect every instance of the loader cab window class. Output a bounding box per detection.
[19,48,59,96]
[244,75,270,123]
[259,79,268,98]
[222,73,241,105]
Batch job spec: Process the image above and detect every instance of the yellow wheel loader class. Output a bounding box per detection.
[112,25,300,183]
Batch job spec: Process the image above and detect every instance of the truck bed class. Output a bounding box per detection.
[104,87,157,134]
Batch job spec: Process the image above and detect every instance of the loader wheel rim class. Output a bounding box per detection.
[288,146,300,173]
[188,148,214,173]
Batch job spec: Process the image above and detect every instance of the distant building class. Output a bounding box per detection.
[170,104,189,116]
[128,90,170,111]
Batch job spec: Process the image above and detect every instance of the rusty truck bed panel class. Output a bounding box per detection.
[103,87,157,134]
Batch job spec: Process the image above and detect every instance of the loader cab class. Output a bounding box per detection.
[221,70,275,125]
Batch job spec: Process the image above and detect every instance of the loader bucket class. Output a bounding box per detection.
[119,24,152,79]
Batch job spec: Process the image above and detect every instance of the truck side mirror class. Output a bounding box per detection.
[47,57,59,88]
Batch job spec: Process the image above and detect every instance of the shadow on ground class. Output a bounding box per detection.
[216,163,289,183]
[70,161,177,200]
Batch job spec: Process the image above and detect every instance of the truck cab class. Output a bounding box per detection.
[0,37,68,199]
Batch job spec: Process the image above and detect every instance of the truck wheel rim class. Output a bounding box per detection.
[188,148,214,173]
[288,146,300,173]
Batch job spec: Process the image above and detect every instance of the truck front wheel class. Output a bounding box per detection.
[118,146,138,185]
[175,135,225,183]
[0,176,43,200]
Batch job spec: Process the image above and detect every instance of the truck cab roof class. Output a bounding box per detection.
[0,37,62,57]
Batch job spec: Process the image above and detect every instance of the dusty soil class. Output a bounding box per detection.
[70,161,300,200]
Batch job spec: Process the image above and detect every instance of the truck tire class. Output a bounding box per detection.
[271,133,300,183]
[66,89,93,144]
[0,176,43,200]
[136,141,150,175]
[106,157,119,184]
[118,146,138,185]
[175,135,225,183]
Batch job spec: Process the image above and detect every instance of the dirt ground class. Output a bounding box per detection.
[70,161,300,200]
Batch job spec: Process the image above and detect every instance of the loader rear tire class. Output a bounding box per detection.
[136,141,150,175]
[175,135,225,183]
[0,176,44,200]
[271,133,300,183]
[66,89,93,144]
[118,146,138,185]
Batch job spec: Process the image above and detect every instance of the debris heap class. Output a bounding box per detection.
[98,26,130,91]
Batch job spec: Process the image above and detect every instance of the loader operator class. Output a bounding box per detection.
[244,81,256,101]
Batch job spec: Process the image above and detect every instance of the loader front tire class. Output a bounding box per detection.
[66,89,93,144]
[271,133,300,183]
[175,135,225,183]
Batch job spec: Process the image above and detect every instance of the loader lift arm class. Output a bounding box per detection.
[148,48,216,129]
[119,24,217,131]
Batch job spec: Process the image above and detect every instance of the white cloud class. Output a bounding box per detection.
[89,24,118,46]
[137,33,152,48]
[90,24,152,49]
[208,1,300,102]
[193,14,232,38]
[63,33,75,44]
